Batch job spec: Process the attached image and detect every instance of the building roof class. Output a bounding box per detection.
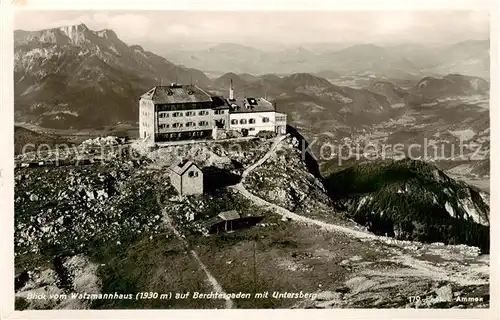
[218,210,241,220]
[197,211,263,229]
[227,97,275,113]
[198,215,225,229]
[141,84,213,104]
[211,96,231,109]
[197,210,241,229]
[170,160,199,176]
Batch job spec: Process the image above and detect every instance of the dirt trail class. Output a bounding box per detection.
[232,184,377,240]
[235,134,377,240]
[231,136,489,286]
[155,192,234,309]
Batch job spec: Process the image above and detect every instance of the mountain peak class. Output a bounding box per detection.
[339,43,386,54]
[59,23,89,33]
[282,73,332,87]
[209,43,261,53]
[96,29,118,40]
[56,23,93,45]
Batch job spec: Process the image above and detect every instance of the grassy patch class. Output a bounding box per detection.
[191,216,385,308]
[90,234,221,309]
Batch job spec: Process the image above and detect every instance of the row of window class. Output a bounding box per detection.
[230,117,270,125]
[161,102,211,109]
[276,116,286,122]
[158,121,210,129]
[155,102,213,112]
[156,131,209,140]
[158,110,222,118]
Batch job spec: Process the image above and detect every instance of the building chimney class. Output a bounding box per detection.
[229,79,234,100]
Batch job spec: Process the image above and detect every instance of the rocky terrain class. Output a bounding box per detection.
[14,134,489,309]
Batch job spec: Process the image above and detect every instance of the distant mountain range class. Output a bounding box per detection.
[14,23,490,161]
[205,70,489,179]
[14,24,210,129]
[165,40,489,79]
[209,71,488,125]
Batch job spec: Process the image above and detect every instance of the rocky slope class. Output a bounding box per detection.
[409,74,489,103]
[14,126,73,155]
[14,134,490,309]
[323,159,490,252]
[244,135,336,219]
[14,155,158,258]
[210,72,396,127]
[368,81,409,106]
[14,24,210,129]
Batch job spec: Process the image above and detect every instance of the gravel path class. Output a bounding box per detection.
[231,136,489,286]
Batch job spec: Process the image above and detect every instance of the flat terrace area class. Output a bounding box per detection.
[154,136,259,147]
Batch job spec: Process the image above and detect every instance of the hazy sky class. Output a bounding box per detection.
[14,11,489,47]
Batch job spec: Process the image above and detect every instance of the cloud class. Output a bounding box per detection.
[166,24,191,36]
[373,12,415,35]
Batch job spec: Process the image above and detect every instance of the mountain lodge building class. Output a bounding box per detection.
[139,80,287,142]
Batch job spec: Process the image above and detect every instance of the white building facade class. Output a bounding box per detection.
[139,81,286,142]
[139,84,229,142]
[227,97,287,136]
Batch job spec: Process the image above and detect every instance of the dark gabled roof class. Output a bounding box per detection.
[227,97,275,113]
[197,210,241,229]
[170,160,199,176]
[198,215,225,229]
[141,84,213,104]
[197,211,264,229]
[211,96,231,109]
